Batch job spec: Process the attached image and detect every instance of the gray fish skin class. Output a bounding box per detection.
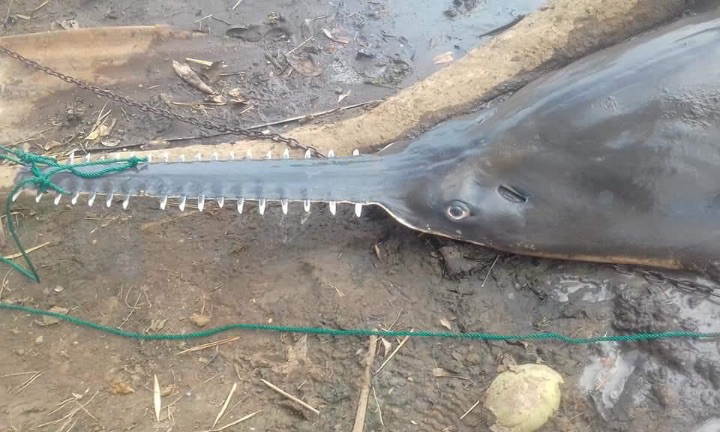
[14,7,720,275]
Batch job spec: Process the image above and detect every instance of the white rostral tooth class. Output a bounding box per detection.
[198,195,205,212]
[353,149,360,156]
[258,199,267,215]
[245,149,252,159]
[160,195,168,210]
[304,149,311,159]
[105,193,114,207]
[11,190,21,202]
[35,192,43,203]
[146,154,152,163]
[217,197,225,208]
[122,194,130,210]
[212,152,219,161]
[195,153,202,161]
[84,153,91,162]
[71,191,80,205]
[281,199,288,215]
[114,154,121,161]
[179,196,187,212]
[54,193,62,205]
[178,154,185,162]
[237,198,245,214]
[163,152,169,162]
[355,203,363,217]
[282,148,290,159]
[304,200,311,212]
[265,151,272,160]
[88,193,96,207]
[68,151,75,165]
[229,152,235,160]
[327,150,336,214]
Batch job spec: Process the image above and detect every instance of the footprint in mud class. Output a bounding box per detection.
[226,24,292,43]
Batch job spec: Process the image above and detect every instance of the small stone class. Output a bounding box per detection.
[35,336,44,344]
[190,313,211,328]
[14,349,25,356]
[444,9,458,18]
[53,285,65,293]
[37,306,69,327]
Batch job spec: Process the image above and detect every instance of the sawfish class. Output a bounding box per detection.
[12,8,720,275]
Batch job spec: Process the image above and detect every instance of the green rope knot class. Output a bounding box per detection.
[0,145,147,282]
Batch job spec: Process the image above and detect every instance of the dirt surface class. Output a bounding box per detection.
[1,1,720,431]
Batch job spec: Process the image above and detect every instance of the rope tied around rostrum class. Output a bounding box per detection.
[0,146,718,346]
[0,145,147,282]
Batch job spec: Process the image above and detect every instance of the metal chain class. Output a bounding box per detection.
[0,45,325,158]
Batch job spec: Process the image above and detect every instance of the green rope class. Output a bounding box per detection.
[1,146,718,347]
[1,302,718,343]
[0,145,147,282]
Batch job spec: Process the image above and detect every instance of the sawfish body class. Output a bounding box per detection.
[14,8,720,274]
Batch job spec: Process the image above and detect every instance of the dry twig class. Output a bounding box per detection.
[260,379,320,415]
[352,336,378,432]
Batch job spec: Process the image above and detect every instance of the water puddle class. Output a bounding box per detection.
[550,275,615,303]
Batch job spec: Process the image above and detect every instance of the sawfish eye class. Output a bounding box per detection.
[446,201,471,220]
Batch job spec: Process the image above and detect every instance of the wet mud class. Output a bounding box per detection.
[1,0,719,431]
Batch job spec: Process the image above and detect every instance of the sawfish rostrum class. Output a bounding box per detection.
[14,9,720,274]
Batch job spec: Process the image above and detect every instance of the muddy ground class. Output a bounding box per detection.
[1,0,720,431]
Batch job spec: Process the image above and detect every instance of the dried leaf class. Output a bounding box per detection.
[85,117,116,141]
[432,367,453,378]
[161,384,177,397]
[285,55,323,77]
[147,318,168,332]
[172,60,217,95]
[378,337,392,358]
[433,51,454,64]
[322,28,350,44]
[337,90,351,104]
[109,381,135,395]
[440,318,452,330]
[153,375,161,421]
[203,94,228,106]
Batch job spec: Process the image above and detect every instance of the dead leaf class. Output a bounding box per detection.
[146,318,168,333]
[161,384,177,397]
[337,90,351,104]
[440,318,452,330]
[85,117,116,141]
[322,28,350,44]
[285,55,323,77]
[190,313,211,328]
[432,367,453,378]
[172,60,217,95]
[203,94,228,106]
[378,337,392,358]
[109,381,135,395]
[433,51,454,64]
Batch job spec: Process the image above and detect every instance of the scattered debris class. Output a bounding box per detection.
[177,336,240,354]
[322,28,350,44]
[440,318,453,330]
[35,305,68,327]
[153,375,161,421]
[109,381,135,395]
[212,382,237,428]
[374,330,413,374]
[191,313,211,327]
[433,51,454,64]
[352,336,378,432]
[172,60,217,95]
[460,400,481,420]
[200,410,262,432]
[260,378,320,416]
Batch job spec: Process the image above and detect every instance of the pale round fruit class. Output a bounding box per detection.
[484,364,564,432]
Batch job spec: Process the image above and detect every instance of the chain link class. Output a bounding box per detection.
[0,45,325,158]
